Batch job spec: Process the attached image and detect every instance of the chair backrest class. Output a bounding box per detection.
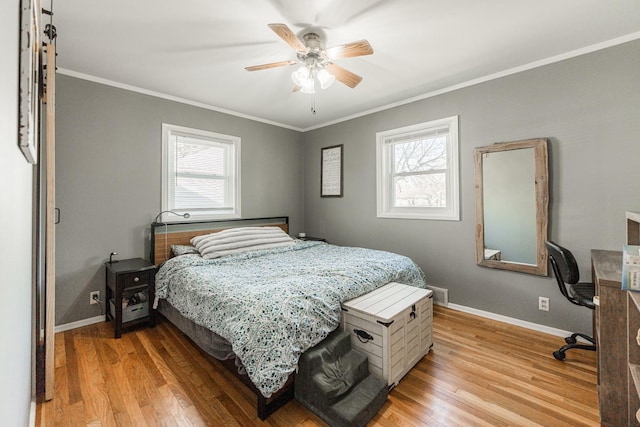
[546,241,581,303]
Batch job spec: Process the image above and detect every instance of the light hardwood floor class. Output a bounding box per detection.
[36,306,599,426]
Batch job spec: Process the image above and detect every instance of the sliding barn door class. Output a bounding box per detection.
[44,42,56,401]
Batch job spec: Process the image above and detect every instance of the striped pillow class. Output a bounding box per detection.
[191,226,294,259]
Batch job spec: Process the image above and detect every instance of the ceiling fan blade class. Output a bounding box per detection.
[325,40,373,59]
[245,60,297,71]
[292,85,301,93]
[324,63,363,88]
[268,23,306,52]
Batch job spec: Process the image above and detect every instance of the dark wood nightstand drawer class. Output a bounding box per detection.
[121,270,152,289]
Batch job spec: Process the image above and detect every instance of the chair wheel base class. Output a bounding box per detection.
[553,350,566,361]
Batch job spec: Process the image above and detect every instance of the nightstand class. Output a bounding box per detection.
[105,258,156,338]
[299,236,327,242]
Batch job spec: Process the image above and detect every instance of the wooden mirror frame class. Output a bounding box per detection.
[474,138,549,275]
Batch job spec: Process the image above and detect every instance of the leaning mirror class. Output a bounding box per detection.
[474,138,549,275]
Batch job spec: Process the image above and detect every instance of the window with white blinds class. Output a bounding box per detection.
[376,116,459,220]
[162,124,241,220]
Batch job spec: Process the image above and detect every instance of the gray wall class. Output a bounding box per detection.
[303,39,640,334]
[57,39,640,336]
[0,0,35,424]
[56,75,305,325]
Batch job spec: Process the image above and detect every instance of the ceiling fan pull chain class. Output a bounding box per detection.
[311,95,317,115]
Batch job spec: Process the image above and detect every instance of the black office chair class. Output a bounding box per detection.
[545,241,597,360]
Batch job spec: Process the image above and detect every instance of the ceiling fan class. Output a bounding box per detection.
[245,23,373,94]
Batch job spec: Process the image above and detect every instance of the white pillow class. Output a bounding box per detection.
[191,226,294,259]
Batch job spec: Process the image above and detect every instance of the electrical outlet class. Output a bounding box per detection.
[90,291,100,305]
[539,296,549,311]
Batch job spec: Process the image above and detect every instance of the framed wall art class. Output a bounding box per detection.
[321,144,343,197]
[18,0,42,164]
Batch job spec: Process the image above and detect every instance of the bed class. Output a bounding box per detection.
[150,216,427,419]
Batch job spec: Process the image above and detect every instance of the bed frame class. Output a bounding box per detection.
[150,216,294,419]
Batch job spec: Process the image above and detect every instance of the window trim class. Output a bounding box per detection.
[376,116,459,221]
[161,123,241,221]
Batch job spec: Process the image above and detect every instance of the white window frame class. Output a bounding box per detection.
[161,123,241,221]
[376,116,459,221]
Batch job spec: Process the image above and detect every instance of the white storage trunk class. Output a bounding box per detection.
[341,282,433,388]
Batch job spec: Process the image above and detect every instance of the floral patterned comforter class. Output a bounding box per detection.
[155,240,426,397]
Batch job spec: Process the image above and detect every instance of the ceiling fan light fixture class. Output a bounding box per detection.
[299,76,316,94]
[292,65,316,94]
[291,65,310,86]
[317,68,336,90]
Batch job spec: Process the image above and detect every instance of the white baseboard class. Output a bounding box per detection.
[54,315,104,333]
[447,303,585,341]
[29,399,35,427]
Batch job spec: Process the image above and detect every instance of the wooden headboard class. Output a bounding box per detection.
[150,216,289,266]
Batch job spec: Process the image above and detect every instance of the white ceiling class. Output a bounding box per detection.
[52,0,640,131]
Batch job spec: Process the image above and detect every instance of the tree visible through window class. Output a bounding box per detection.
[393,135,447,207]
[377,116,459,220]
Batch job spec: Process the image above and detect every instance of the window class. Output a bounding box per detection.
[162,124,241,220]
[376,116,459,220]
